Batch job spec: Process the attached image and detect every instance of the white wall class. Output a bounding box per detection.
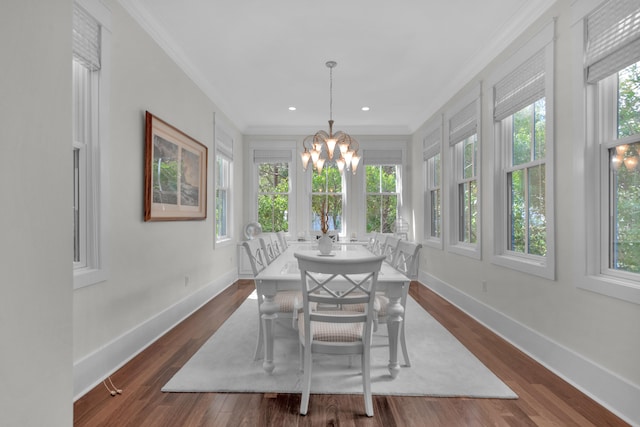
[0,1,73,426]
[72,0,244,397]
[410,1,640,424]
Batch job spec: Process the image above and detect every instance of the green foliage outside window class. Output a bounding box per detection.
[509,99,546,256]
[366,165,398,233]
[257,163,289,232]
[612,61,640,273]
[311,165,342,232]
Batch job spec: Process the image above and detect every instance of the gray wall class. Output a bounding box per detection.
[0,1,73,425]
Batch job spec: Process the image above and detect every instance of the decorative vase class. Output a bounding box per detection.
[317,234,333,255]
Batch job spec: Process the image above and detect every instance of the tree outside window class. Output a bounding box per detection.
[610,62,640,273]
[257,162,289,232]
[311,164,342,233]
[507,99,546,256]
[366,165,398,233]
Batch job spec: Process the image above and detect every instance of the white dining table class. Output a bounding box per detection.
[254,241,410,379]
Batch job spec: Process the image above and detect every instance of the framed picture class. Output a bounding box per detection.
[144,111,208,221]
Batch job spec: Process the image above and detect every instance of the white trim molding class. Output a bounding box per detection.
[417,272,640,426]
[73,270,237,400]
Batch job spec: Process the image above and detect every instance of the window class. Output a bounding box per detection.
[72,0,110,288]
[490,21,555,278]
[446,88,481,259]
[311,164,343,234]
[423,122,443,247]
[254,148,292,232]
[365,165,399,234]
[574,0,640,304]
[361,148,404,236]
[215,127,233,243]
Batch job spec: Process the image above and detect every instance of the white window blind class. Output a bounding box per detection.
[449,101,477,145]
[216,128,233,160]
[586,0,640,83]
[494,49,546,121]
[363,149,403,165]
[423,126,441,160]
[253,149,292,164]
[73,3,101,71]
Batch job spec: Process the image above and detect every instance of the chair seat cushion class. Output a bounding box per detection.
[275,291,300,312]
[298,311,364,342]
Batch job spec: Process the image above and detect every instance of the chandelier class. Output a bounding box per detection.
[300,61,361,175]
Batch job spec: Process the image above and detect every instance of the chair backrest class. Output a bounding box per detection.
[259,234,280,265]
[391,240,422,278]
[276,231,288,251]
[382,235,401,263]
[370,233,390,256]
[295,253,386,343]
[241,238,268,276]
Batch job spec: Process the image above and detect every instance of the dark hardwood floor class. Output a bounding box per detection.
[74,280,629,426]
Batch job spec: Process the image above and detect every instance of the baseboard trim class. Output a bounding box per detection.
[418,271,639,426]
[73,270,238,400]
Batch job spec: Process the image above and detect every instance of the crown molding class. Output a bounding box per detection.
[117,0,246,132]
[407,0,558,133]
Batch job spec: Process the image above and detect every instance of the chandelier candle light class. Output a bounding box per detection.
[300,61,361,175]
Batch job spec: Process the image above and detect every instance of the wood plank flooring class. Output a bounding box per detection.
[73,281,629,426]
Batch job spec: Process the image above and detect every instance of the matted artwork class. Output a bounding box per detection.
[144,111,207,221]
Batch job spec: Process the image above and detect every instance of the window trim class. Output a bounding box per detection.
[73,0,111,289]
[249,141,297,235]
[445,84,482,260]
[572,3,640,305]
[214,121,233,246]
[422,117,444,249]
[489,20,556,280]
[362,144,411,239]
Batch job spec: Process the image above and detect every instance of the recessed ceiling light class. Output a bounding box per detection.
[361,106,370,111]
[288,106,297,111]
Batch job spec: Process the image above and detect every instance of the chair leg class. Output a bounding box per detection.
[362,348,373,417]
[253,317,264,361]
[300,346,313,415]
[400,319,411,367]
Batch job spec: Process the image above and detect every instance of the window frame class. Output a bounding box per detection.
[249,141,296,235]
[214,125,233,245]
[423,118,444,249]
[445,85,482,260]
[489,20,556,279]
[364,163,401,235]
[72,0,111,289]
[572,0,640,304]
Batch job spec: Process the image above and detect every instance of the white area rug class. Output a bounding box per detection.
[162,293,517,398]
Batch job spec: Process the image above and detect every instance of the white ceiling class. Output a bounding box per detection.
[120,0,555,135]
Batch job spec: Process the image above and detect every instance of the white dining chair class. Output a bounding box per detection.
[259,233,281,264]
[381,235,401,263]
[276,230,288,251]
[368,232,384,255]
[241,238,299,360]
[294,252,386,417]
[375,240,422,367]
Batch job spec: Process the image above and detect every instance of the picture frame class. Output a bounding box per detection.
[144,111,208,221]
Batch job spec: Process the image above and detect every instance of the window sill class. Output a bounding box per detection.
[492,252,554,280]
[447,242,481,260]
[577,274,640,305]
[215,237,234,248]
[73,267,108,289]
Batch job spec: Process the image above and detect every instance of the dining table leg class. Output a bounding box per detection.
[259,287,279,374]
[385,283,406,379]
